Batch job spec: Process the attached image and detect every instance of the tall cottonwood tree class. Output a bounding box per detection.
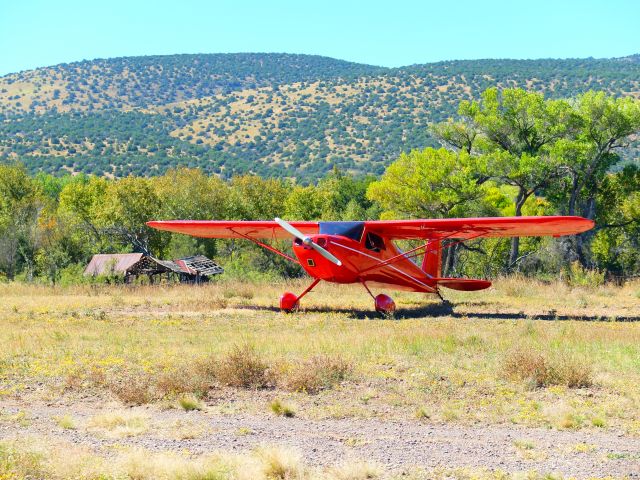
[434,88,579,271]
[548,91,640,264]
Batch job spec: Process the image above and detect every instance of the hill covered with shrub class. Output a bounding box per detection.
[1,53,639,180]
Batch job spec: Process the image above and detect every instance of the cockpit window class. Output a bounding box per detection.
[365,232,385,252]
[318,222,365,241]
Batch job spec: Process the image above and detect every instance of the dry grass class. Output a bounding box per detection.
[0,278,639,433]
[0,437,388,479]
[256,446,304,479]
[503,347,593,388]
[87,410,149,438]
[285,355,352,393]
[214,343,274,389]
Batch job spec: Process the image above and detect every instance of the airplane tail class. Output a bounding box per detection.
[421,239,442,278]
[433,278,492,291]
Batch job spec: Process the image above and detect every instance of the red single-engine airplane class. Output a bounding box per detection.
[147,216,594,314]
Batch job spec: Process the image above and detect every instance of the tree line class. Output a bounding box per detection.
[1,88,638,285]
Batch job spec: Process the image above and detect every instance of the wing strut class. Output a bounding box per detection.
[358,232,486,275]
[228,228,300,265]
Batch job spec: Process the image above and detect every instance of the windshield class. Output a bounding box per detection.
[318,222,365,242]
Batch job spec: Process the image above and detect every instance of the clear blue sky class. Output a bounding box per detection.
[1,0,639,75]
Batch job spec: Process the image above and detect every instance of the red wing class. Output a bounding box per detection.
[146,220,319,239]
[365,216,594,240]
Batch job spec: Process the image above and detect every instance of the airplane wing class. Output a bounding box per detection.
[364,216,594,240]
[147,216,593,241]
[146,220,319,239]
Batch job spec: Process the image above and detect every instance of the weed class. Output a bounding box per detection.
[329,461,382,479]
[606,452,640,460]
[567,262,605,288]
[105,367,156,404]
[155,365,210,397]
[178,395,203,411]
[359,390,376,404]
[0,441,46,479]
[415,407,431,421]
[168,420,206,440]
[557,411,584,429]
[53,414,76,430]
[270,399,295,417]
[285,355,352,393]
[343,437,367,447]
[591,416,606,428]
[573,443,596,453]
[256,446,304,479]
[236,427,252,436]
[216,344,272,389]
[502,276,529,297]
[503,347,593,388]
[513,439,535,450]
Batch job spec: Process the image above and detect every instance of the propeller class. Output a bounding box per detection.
[274,217,342,266]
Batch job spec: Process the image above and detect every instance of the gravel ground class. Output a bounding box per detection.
[1,400,639,478]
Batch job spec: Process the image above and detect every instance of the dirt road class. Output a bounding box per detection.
[1,400,639,478]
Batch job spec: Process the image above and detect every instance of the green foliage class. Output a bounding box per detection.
[366,148,494,219]
[565,262,606,288]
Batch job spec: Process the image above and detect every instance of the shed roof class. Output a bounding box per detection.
[176,255,224,276]
[84,253,144,276]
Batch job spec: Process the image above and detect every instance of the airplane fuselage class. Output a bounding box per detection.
[292,233,437,293]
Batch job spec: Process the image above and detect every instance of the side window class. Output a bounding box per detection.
[365,232,385,252]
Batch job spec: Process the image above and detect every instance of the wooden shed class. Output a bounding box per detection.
[84,253,223,284]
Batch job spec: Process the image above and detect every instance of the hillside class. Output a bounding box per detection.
[1,53,639,180]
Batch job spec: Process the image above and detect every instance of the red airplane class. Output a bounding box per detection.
[147,216,594,314]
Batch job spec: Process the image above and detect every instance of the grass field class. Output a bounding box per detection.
[1,278,639,479]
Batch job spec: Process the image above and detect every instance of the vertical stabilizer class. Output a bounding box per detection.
[422,239,441,278]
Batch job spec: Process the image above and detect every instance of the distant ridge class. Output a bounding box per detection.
[1,53,638,179]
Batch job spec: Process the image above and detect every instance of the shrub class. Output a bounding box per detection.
[215,344,273,389]
[285,355,352,394]
[105,367,156,404]
[567,262,605,288]
[155,365,209,397]
[503,347,593,388]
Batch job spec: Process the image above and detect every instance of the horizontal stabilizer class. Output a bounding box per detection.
[434,278,492,291]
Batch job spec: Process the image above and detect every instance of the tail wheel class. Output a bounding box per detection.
[279,292,299,313]
[374,294,396,315]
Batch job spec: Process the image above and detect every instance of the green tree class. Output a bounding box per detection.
[435,88,578,271]
[589,166,640,276]
[0,163,41,279]
[367,148,496,274]
[96,177,165,255]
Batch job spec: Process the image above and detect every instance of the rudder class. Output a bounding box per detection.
[422,239,442,278]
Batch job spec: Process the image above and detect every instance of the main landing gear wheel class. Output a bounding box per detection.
[374,294,396,315]
[279,292,299,313]
[279,278,321,313]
